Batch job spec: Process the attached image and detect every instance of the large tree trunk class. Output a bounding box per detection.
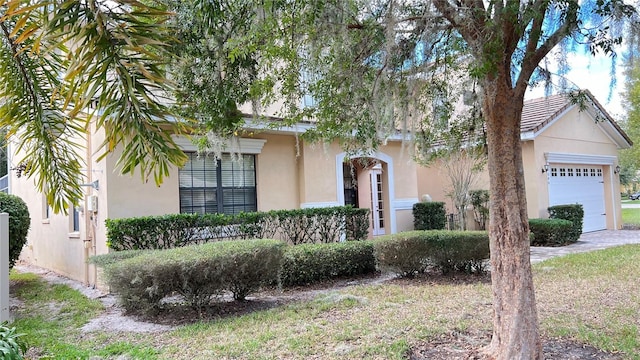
[481,80,542,360]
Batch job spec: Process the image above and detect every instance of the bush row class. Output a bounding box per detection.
[412,202,446,230]
[105,206,370,251]
[528,219,574,246]
[0,192,31,269]
[280,241,376,287]
[373,231,489,276]
[548,204,584,243]
[94,231,491,312]
[94,239,286,313]
[529,204,584,247]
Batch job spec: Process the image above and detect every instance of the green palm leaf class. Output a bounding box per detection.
[0,0,188,213]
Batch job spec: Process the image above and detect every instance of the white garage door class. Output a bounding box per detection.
[548,165,606,233]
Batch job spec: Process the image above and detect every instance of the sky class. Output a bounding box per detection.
[525,51,627,120]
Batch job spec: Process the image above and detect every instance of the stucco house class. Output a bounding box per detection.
[6,90,630,286]
[418,91,632,232]
[8,120,420,286]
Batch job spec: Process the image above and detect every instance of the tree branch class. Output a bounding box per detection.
[516,5,578,92]
[433,0,486,51]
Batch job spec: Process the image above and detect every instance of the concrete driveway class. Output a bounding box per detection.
[530,230,640,263]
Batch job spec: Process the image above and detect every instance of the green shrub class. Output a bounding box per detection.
[412,202,446,230]
[0,322,27,360]
[425,231,490,274]
[470,190,489,230]
[106,206,370,250]
[548,204,584,243]
[0,193,31,269]
[280,241,376,287]
[373,232,433,276]
[528,218,574,246]
[99,239,285,313]
[373,230,489,277]
[105,213,231,251]
[88,249,148,268]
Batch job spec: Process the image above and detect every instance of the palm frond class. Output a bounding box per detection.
[0,0,188,212]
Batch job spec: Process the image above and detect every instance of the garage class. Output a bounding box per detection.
[547,165,606,233]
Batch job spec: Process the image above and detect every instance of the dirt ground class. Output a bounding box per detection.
[11,264,624,359]
[410,331,624,359]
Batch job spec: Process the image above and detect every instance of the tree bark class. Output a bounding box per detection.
[481,79,542,360]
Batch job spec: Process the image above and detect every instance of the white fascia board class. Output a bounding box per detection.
[520,131,535,141]
[243,117,410,142]
[545,152,616,165]
[597,120,632,149]
[172,135,266,154]
[520,104,576,141]
[243,118,315,134]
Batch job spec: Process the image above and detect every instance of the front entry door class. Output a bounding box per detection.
[370,168,385,236]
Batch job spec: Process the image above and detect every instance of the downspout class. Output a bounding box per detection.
[610,164,618,229]
[83,126,94,286]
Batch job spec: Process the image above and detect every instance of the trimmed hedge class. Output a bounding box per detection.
[528,218,574,246]
[97,239,285,313]
[548,204,584,242]
[413,202,446,230]
[106,206,370,251]
[280,241,376,287]
[0,193,31,269]
[373,230,489,277]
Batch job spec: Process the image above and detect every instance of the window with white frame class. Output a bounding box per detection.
[179,153,257,215]
[71,205,80,233]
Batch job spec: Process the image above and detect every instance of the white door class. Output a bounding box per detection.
[548,165,606,233]
[370,169,385,236]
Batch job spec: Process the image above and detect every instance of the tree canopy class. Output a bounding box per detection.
[170,1,636,358]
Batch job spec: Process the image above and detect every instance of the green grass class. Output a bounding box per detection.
[534,245,640,358]
[9,271,160,359]
[622,208,640,225]
[9,245,640,359]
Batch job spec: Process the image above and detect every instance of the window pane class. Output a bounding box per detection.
[180,152,256,215]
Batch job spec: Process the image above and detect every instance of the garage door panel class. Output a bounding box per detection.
[548,165,606,233]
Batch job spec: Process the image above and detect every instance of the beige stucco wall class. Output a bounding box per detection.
[297,141,340,206]
[253,133,300,210]
[11,132,91,284]
[416,157,490,214]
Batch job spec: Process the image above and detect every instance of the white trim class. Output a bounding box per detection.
[244,118,409,141]
[610,167,618,229]
[521,104,576,141]
[172,136,267,154]
[392,198,419,210]
[370,169,385,236]
[336,151,399,234]
[545,152,616,165]
[520,131,535,141]
[300,201,341,208]
[244,119,316,134]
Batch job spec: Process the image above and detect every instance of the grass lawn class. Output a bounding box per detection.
[9,245,640,359]
[622,208,640,226]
